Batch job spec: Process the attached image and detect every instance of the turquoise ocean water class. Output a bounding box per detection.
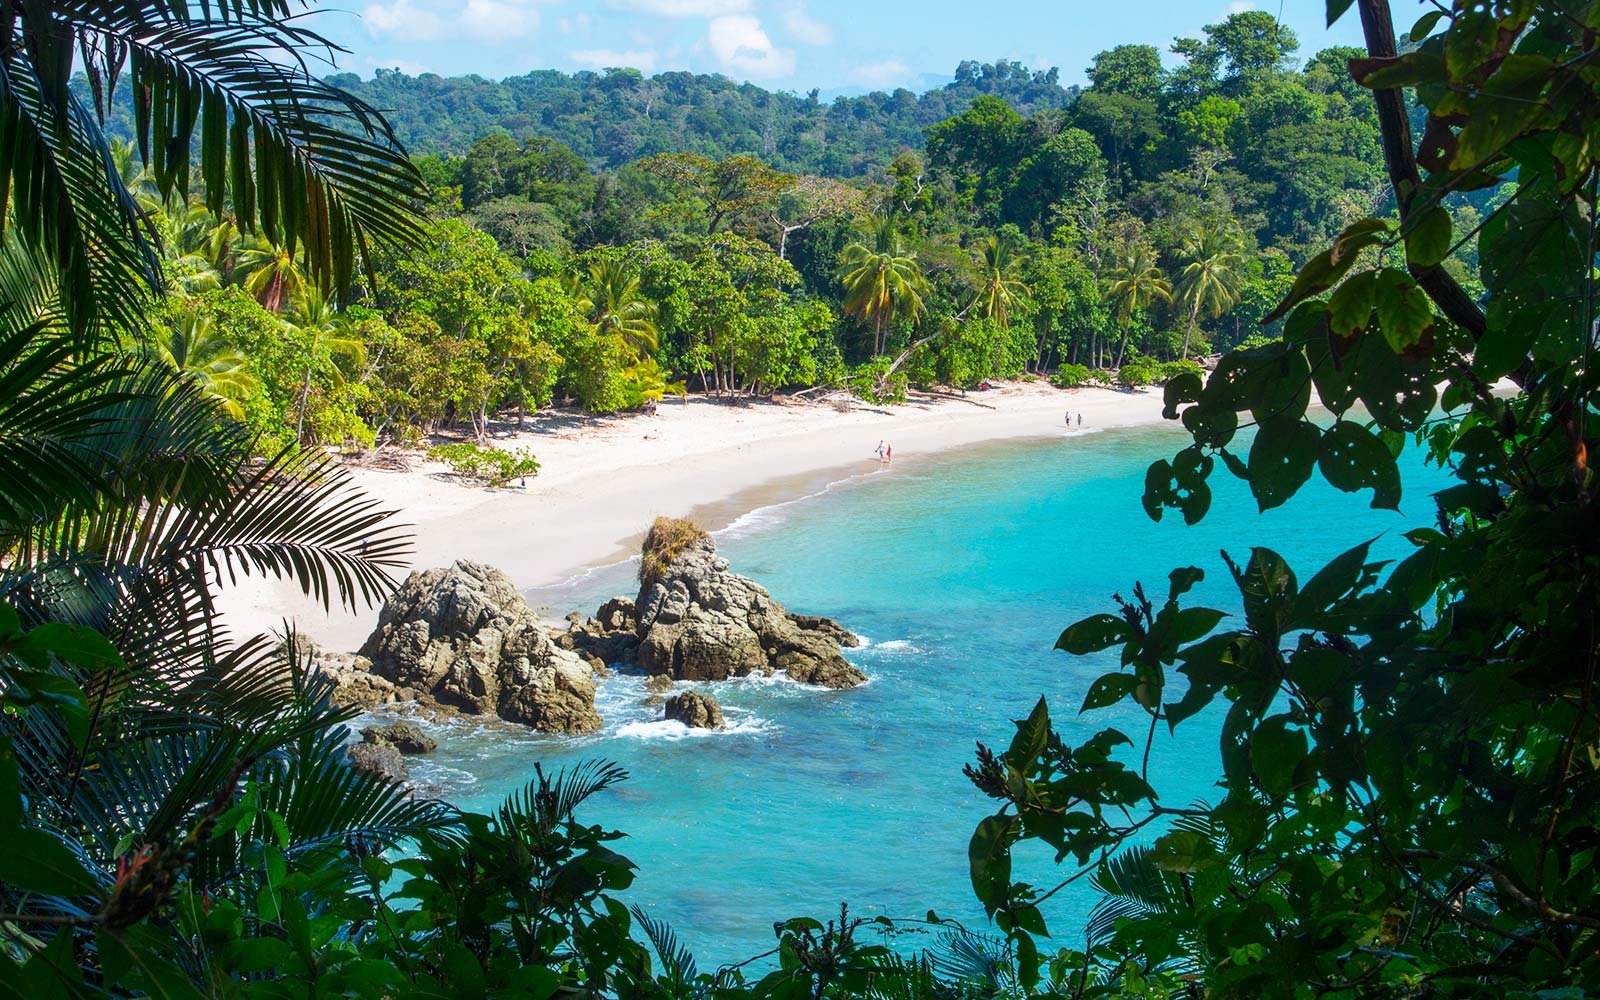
[385,420,1451,966]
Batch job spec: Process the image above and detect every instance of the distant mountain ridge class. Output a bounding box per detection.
[324,59,1076,177]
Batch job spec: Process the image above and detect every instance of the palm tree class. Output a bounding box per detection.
[145,307,259,420]
[0,0,425,340]
[283,287,367,443]
[1172,227,1245,361]
[238,238,306,314]
[970,233,1032,330]
[1102,243,1172,369]
[837,215,930,355]
[582,258,659,358]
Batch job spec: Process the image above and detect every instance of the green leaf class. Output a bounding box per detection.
[1373,268,1434,353]
[1057,614,1130,655]
[1318,422,1402,510]
[1328,271,1376,337]
[1410,9,1445,41]
[1247,419,1320,511]
[1171,607,1226,644]
[0,738,19,831]
[1162,371,1202,419]
[969,814,1018,914]
[1251,716,1308,796]
[1404,206,1453,268]
[1327,0,1355,26]
[1151,830,1219,873]
[1229,548,1299,638]
[12,623,123,673]
[0,828,99,895]
[1081,673,1137,712]
[1295,538,1377,626]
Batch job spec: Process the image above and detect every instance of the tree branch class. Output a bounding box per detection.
[1355,0,1489,342]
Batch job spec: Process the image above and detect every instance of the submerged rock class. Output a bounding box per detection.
[664,690,724,729]
[347,742,408,783]
[354,561,602,735]
[632,518,866,689]
[361,721,438,755]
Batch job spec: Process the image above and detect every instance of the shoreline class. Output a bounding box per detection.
[216,380,1172,651]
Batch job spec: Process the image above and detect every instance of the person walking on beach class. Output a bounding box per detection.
[874,440,885,463]
[1077,412,1083,428]
[885,443,893,466]
[1064,409,1070,426]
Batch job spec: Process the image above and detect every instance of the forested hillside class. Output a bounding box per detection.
[73,10,1494,462]
[324,59,1076,174]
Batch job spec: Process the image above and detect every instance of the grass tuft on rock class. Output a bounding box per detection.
[639,516,708,586]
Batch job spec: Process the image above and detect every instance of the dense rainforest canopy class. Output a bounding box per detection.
[4,0,1598,996]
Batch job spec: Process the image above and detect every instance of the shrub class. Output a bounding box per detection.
[845,358,908,404]
[428,442,540,487]
[639,516,708,586]
[1050,363,1093,388]
[1116,355,1163,386]
[1158,359,1204,383]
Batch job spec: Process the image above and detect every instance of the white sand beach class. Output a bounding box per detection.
[218,380,1172,651]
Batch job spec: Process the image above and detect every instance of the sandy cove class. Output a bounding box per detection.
[217,380,1170,652]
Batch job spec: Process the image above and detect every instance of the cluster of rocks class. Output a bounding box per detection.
[345,721,438,783]
[321,521,863,758]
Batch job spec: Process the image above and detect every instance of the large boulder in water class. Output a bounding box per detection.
[347,742,408,783]
[664,690,724,729]
[632,518,866,689]
[361,721,437,754]
[356,561,601,735]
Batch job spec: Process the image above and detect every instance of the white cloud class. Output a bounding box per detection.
[363,0,544,42]
[1226,1,1257,12]
[849,57,910,89]
[572,47,659,71]
[708,14,794,78]
[361,0,446,42]
[608,0,749,16]
[781,2,832,46]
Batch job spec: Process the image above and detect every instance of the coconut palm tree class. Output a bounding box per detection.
[837,215,930,355]
[282,287,367,443]
[582,258,659,358]
[1173,227,1245,361]
[0,0,425,341]
[238,238,306,314]
[144,307,258,419]
[1102,243,1172,369]
[970,232,1032,330]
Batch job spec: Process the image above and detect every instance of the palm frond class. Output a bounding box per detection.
[499,759,629,837]
[630,905,699,994]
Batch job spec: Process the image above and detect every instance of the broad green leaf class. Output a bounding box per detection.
[1247,419,1320,511]
[1056,614,1129,655]
[969,814,1018,913]
[1328,270,1376,337]
[1404,206,1453,268]
[1081,673,1136,712]
[1170,607,1226,645]
[1229,548,1299,638]
[1318,421,1402,510]
[0,737,18,831]
[1295,537,1377,627]
[0,828,99,895]
[1251,716,1308,796]
[1151,830,1219,873]
[1373,268,1434,353]
[1326,0,1355,26]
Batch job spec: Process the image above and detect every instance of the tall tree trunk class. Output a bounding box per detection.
[1182,301,1200,362]
[296,367,313,444]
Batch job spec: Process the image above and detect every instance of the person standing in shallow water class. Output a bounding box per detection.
[885,443,893,466]
[1077,413,1083,428]
[874,440,885,463]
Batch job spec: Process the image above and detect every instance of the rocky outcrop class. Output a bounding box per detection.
[355,561,602,735]
[664,690,724,729]
[347,743,408,782]
[554,595,641,670]
[631,519,866,689]
[361,721,437,754]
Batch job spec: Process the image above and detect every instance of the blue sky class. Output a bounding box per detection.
[311,0,1373,92]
